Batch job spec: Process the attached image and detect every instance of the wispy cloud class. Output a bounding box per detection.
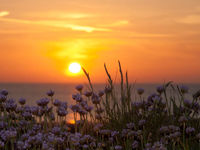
[0,11,9,17]
[0,11,129,32]
[31,12,95,19]
[108,20,129,27]
[129,32,173,38]
[48,13,94,19]
[69,25,109,32]
[100,20,129,27]
[0,17,110,33]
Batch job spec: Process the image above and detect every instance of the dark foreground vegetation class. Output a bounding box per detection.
[0,62,200,150]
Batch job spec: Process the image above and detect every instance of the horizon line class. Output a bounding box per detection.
[1,82,200,85]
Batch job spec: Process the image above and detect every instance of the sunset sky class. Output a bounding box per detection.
[0,0,200,83]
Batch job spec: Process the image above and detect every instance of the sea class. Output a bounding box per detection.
[0,83,200,105]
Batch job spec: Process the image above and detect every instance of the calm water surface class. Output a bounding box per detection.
[0,83,200,105]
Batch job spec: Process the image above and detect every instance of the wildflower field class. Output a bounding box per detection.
[0,62,200,150]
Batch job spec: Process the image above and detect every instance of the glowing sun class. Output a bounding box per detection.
[68,62,81,74]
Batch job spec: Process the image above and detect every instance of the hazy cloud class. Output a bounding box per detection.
[178,15,200,24]
[0,11,9,17]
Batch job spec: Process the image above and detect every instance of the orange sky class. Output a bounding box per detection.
[0,0,200,83]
